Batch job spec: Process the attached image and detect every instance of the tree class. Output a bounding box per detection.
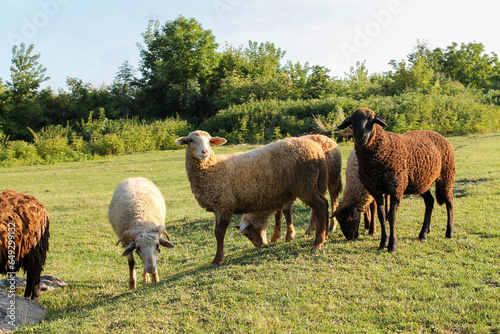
[1,43,50,140]
[7,43,49,99]
[436,42,500,90]
[138,16,219,120]
[110,60,139,118]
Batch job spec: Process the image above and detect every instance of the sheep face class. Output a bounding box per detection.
[334,206,360,240]
[338,108,387,146]
[122,232,174,274]
[235,215,268,248]
[175,131,227,160]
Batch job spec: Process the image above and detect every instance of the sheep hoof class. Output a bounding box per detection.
[211,256,224,266]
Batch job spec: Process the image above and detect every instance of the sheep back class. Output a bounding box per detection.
[186,136,328,215]
[357,128,455,200]
[337,149,374,212]
[0,189,49,276]
[108,177,167,238]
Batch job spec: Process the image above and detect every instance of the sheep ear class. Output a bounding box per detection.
[210,137,227,146]
[337,117,352,130]
[175,137,189,146]
[349,206,360,221]
[159,238,174,249]
[373,116,387,128]
[122,241,136,256]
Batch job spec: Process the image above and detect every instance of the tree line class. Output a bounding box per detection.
[1,15,500,143]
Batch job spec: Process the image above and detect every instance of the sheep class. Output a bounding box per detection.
[236,134,343,248]
[0,189,50,300]
[175,130,329,265]
[334,149,378,240]
[338,108,455,252]
[108,177,174,290]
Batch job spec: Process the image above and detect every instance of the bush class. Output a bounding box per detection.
[202,91,500,144]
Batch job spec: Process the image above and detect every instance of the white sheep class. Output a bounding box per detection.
[175,130,330,265]
[108,177,174,290]
[236,134,343,248]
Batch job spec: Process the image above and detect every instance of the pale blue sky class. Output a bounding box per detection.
[1,0,499,90]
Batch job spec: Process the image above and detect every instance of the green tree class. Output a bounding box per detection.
[110,60,139,118]
[138,16,219,120]
[1,43,50,140]
[6,43,49,99]
[436,42,500,90]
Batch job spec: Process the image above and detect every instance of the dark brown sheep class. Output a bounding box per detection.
[338,108,455,252]
[0,189,50,299]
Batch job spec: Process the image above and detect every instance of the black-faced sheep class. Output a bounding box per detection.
[0,189,50,300]
[108,177,174,290]
[175,130,329,265]
[338,108,455,252]
[334,149,378,240]
[236,134,343,248]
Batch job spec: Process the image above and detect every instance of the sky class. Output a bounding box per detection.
[1,0,499,91]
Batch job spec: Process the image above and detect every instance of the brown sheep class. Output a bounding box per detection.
[338,108,455,252]
[175,131,329,265]
[0,189,50,300]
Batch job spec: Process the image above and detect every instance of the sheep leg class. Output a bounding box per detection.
[213,212,233,265]
[387,198,400,252]
[127,253,137,290]
[444,198,454,238]
[143,269,150,283]
[419,190,434,241]
[305,210,315,235]
[152,269,159,283]
[25,268,42,300]
[374,195,388,250]
[283,206,295,242]
[309,194,329,249]
[271,210,282,242]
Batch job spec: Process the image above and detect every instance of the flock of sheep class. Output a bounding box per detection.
[0,108,456,297]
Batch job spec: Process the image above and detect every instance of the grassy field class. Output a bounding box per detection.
[1,132,499,333]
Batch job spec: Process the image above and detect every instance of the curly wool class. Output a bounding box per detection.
[0,189,50,299]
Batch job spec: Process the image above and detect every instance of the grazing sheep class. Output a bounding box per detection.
[338,108,455,252]
[175,130,329,265]
[334,149,377,240]
[108,177,174,290]
[237,134,343,248]
[0,189,50,300]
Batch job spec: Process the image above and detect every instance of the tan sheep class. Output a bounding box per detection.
[108,177,174,290]
[236,134,343,248]
[334,149,377,240]
[175,131,329,265]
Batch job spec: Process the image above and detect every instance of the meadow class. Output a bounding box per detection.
[1,132,499,333]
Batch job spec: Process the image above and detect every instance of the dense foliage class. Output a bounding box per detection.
[1,16,500,165]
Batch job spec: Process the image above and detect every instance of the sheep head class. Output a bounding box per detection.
[119,227,174,274]
[175,130,227,161]
[338,108,387,146]
[333,206,360,241]
[234,214,269,248]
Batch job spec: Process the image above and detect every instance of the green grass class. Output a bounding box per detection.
[1,133,499,333]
